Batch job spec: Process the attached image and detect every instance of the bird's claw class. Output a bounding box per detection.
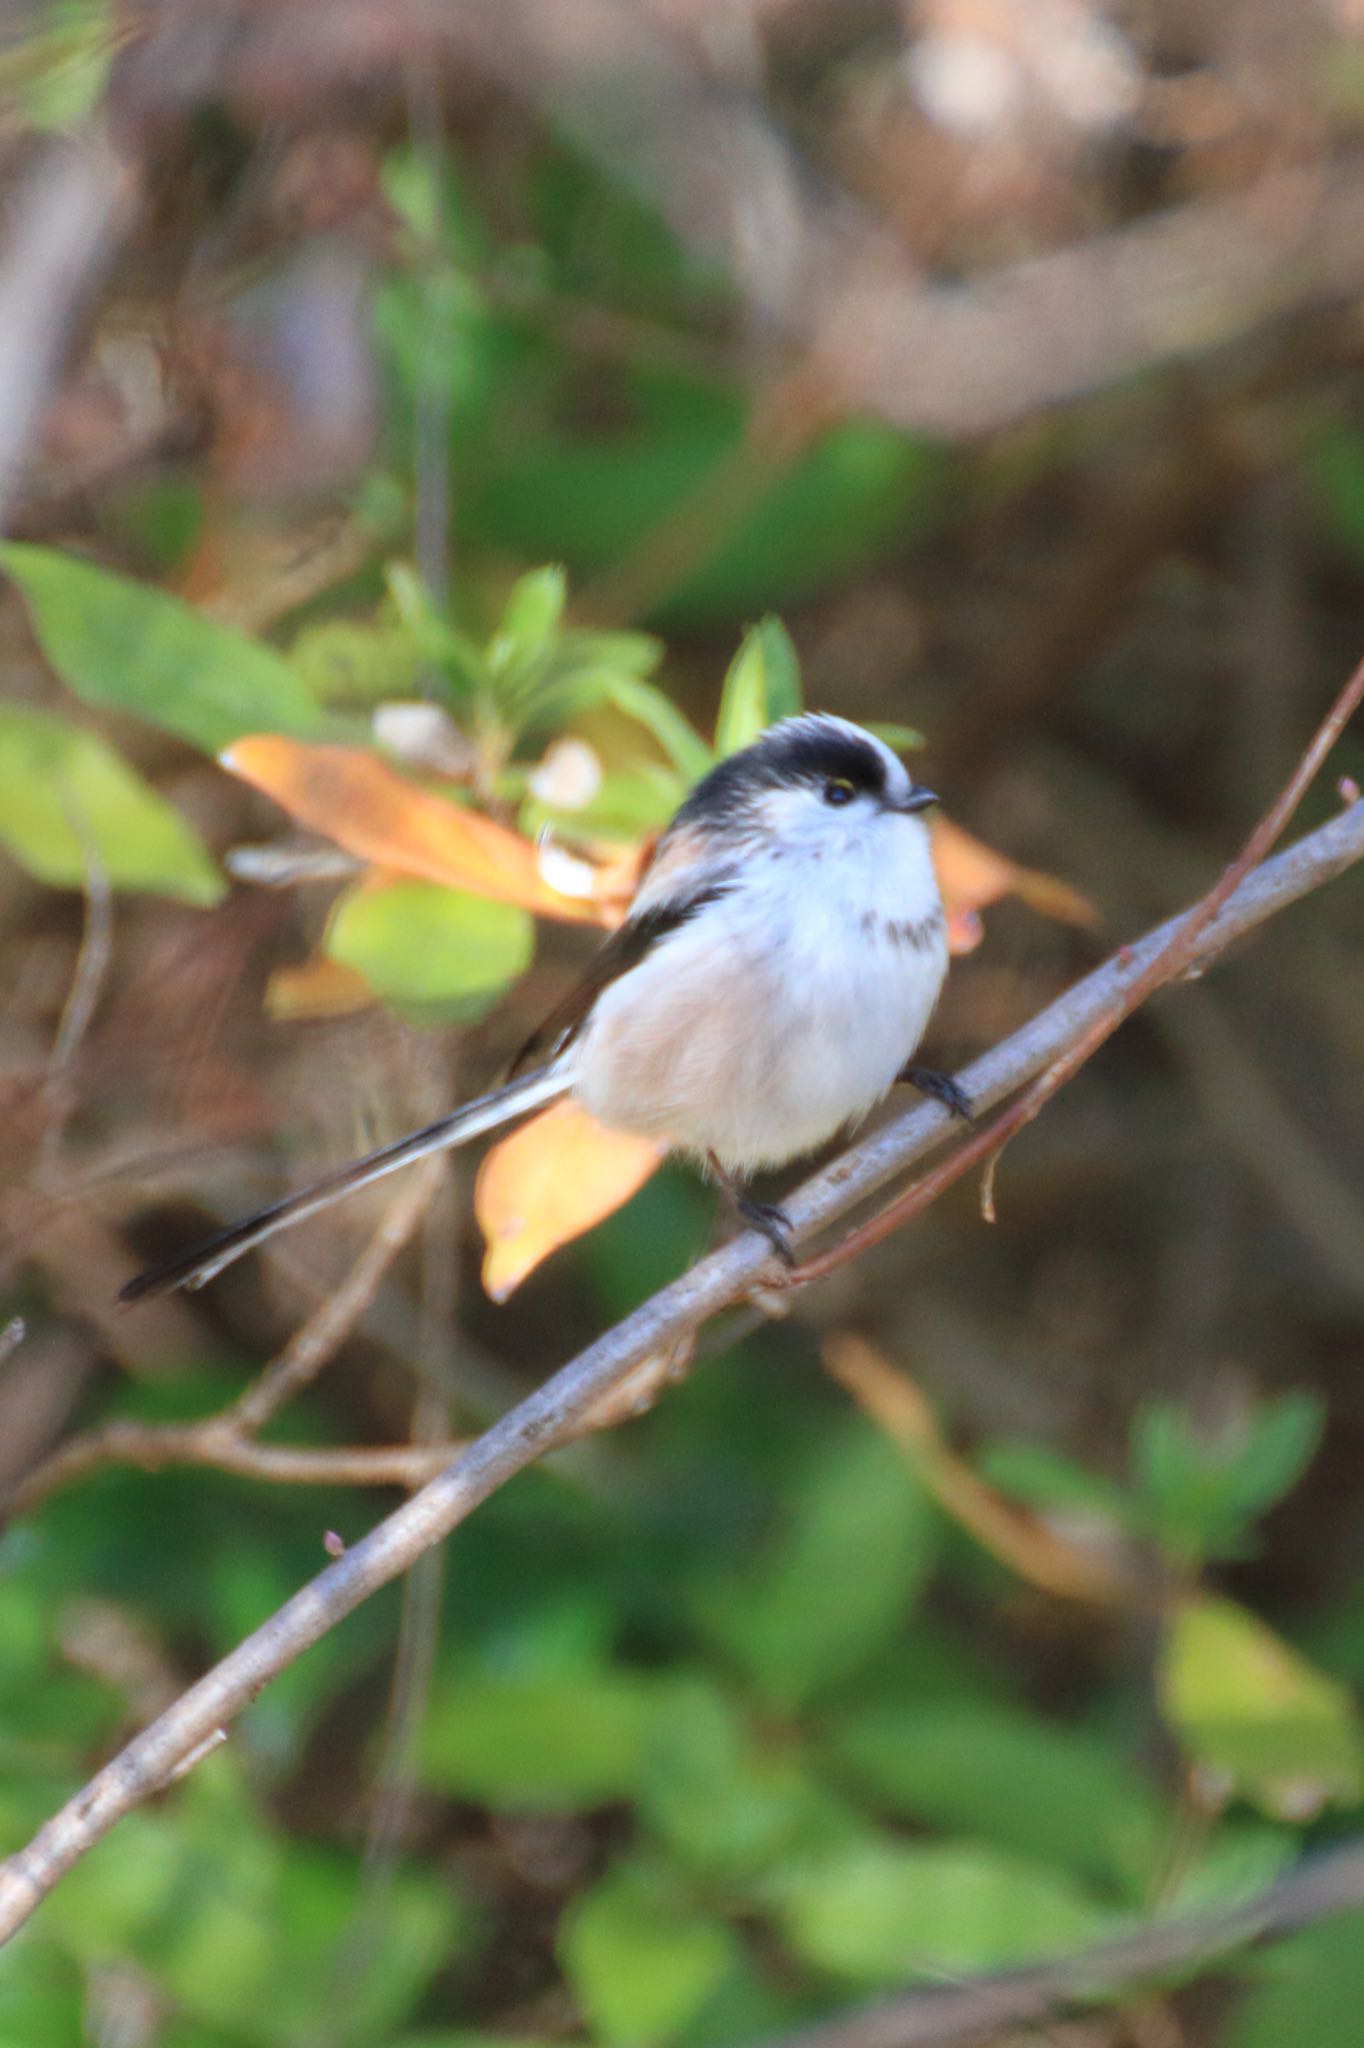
[899,1064,973,1122]
[736,1196,796,1267]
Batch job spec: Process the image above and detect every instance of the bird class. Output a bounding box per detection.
[119,712,967,1303]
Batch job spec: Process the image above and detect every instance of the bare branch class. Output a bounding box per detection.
[4,1156,444,1521]
[225,1155,444,1434]
[0,131,136,530]
[1,789,1361,1941]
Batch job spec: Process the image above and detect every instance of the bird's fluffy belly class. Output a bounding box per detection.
[573,902,945,1173]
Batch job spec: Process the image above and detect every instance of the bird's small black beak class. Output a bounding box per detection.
[892,786,938,814]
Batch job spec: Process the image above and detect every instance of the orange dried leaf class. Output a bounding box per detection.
[933,816,1098,955]
[476,1099,665,1301]
[265,955,373,1021]
[222,736,619,925]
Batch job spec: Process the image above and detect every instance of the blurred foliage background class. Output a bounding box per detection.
[1,3,1364,2045]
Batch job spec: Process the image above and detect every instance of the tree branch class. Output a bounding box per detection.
[1,789,1360,1941]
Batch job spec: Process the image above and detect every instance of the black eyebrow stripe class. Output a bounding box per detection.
[670,722,889,836]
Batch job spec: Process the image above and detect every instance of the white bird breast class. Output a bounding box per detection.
[572,807,948,1173]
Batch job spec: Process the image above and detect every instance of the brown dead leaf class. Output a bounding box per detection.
[933,816,1099,954]
[476,1099,665,1301]
[222,737,626,925]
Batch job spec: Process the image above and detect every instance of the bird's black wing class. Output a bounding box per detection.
[509,883,730,1075]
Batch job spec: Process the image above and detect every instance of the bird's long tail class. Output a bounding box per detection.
[118,1062,573,1304]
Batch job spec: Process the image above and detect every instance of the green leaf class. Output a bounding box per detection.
[0,0,114,131]
[1229,1911,1364,2048]
[714,618,802,757]
[464,372,942,630]
[0,704,223,904]
[976,1438,1129,1527]
[824,1701,1161,1893]
[770,1836,1103,1985]
[325,880,533,1023]
[418,1672,657,1809]
[491,564,567,673]
[697,1420,939,1711]
[1132,1394,1324,1566]
[639,1677,852,1885]
[602,676,714,784]
[558,1857,739,2046]
[383,561,488,705]
[3,543,330,754]
[520,763,684,845]
[1159,1595,1364,1817]
[288,617,424,708]
[1309,424,1364,563]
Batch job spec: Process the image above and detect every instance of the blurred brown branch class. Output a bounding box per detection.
[0,130,136,528]
[1,769,1360,1941]
[2,1153,445,1522]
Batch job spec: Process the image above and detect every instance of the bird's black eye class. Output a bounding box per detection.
[822,777,856,807]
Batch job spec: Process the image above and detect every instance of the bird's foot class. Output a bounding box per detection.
[898,1064,973,1122]
[735,1195,796,1268]
[708,1152,797,1266]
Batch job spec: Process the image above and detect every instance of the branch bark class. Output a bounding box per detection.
[1,794,1361,1942]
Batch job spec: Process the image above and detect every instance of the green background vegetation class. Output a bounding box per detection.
[1,5,1363,2045]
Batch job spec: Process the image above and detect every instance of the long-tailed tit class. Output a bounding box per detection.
[120,713,966,1301]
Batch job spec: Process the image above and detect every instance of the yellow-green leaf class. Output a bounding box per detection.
[1160,1594,1364,1818]
[714,617,802,758]
[0,705,223,904]
[3,543,329,754]
[325,879,534,1023]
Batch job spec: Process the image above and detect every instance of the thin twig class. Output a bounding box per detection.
[1,792,1360,1940]
[226,1153,443,1434]
[3,1419,468,1520]
[0,130,136,529]
[6,1157,445,1521]
[38,795,114,1184]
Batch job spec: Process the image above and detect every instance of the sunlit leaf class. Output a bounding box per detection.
[932,815,1099,955]
[476,1099,665,1300]
[222,736,618,924]
[714,617,802,757]
[558,1857,740,2046]
[1160,1594,1364,1818]
[490,564,566,679]
[0,0,121,132]
[3,543,329,753]
[325,878,534,1022]
[0,704,223,904]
